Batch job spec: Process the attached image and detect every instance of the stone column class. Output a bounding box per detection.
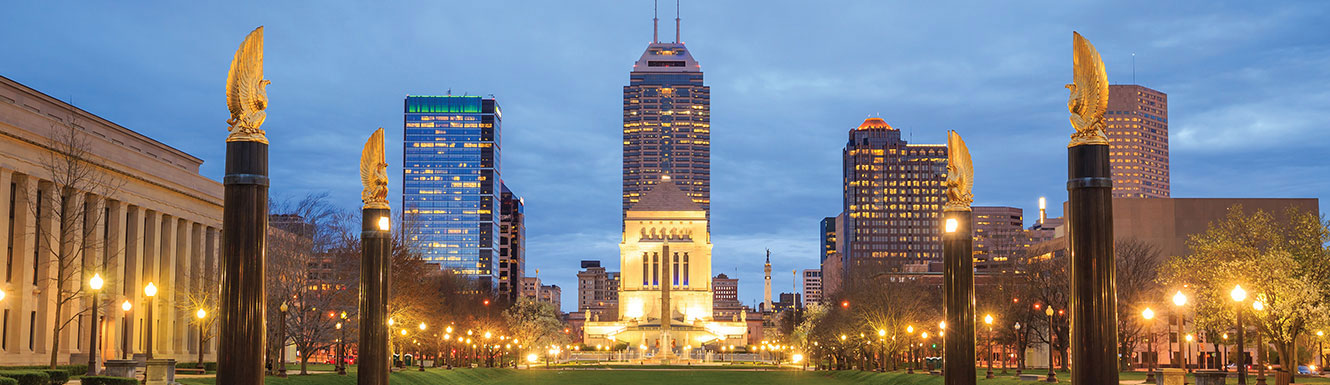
[158,215,176,356]
[359,207,390,385]
[217,140,268,384]
[1067,142,1119,384]
[943,209,975,385]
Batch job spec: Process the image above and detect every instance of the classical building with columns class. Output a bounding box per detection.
[0,75,222,365]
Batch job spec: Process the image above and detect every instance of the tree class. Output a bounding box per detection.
[1162,205,1330,371]
[34,119,124,368]
[503,299,566,362]
[176,270,218,367]
[1115,238,1164,371]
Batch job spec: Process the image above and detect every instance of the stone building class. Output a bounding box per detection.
[0,75,222,365]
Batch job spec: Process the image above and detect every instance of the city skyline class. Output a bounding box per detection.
[2,1,1328,311]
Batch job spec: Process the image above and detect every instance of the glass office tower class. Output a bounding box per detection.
[402,95,501,285]
[622,41,711,217]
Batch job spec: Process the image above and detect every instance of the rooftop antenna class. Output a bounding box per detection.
[675,0,681,43]
[653,0,659,43]
[1132,52,1137,84]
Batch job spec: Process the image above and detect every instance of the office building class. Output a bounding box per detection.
[819,214,845,296]
[0,75,222,365]
[801,269,822,307]
[1107,85,1169,198]
[577,260,620,322]
[402,95,502,286]
[774,293,802,312]
[498,184,524,303]
[621,16,711,217]
[841,117,947,278]
[972,206,1027,270]
[712,273,741,320]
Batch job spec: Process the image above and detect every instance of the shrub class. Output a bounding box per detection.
[0,377,16,385]
[0,371,49,385]
[174,361,217,371]
[40,370,68,385]
[78,377,139,385]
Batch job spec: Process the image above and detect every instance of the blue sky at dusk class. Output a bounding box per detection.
[3,1,1328,311]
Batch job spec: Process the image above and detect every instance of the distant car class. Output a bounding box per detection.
[1297,365,1311,375]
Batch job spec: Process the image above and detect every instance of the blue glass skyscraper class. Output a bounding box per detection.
[402,95,501,285]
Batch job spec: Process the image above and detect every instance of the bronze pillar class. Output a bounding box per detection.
[218,140,268,384]
[943,209,975,385]
[359,207,391,385]
[1067,143,1119,384]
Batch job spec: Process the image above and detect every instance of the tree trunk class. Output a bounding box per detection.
[49,300,63,368]
[300,356,309,375]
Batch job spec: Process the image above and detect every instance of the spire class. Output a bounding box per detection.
[675,0,686,42]
[653,0,659,43]
[765,249,770,264]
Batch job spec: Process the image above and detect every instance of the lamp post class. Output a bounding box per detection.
[1046,306,1056,383]
[120,300,132,360]
[1174,291,1188,370]
[1254,300,1266,385]
[1015,322,1023,376]
[196,309,208,369]
[1185,334,1194,374]
[278,301,288,378]
[358,128,392,385]
[907,325,916,374]
[1144,307,1156,383]
[877,328,887,372]
[985,314,995,379]
[87,273,104,376]
[418,322,427,371]
[1231,285,1248,385]
[338,311,348,375]
[144,282,157,360]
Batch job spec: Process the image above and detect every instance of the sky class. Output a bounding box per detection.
[3,1,1328,312]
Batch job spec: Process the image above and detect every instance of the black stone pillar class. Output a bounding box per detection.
[218,141,268,385]
[1067,143,1119,384]
[943,209,975,385]
[359,208,391,385]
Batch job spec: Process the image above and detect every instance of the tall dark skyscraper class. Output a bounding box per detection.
[499,184,525,303]
[622,10,710,216]
[402,95,502,286]
[842,117,947,277]
[1106,84,1169,198]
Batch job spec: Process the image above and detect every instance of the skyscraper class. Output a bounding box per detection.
[802,269,822,307]
[842,117,947,277]
[402,95,502,286]
[1106,85,1169,198]
[622,9,710,217]
[972,206,1027,271]
[499,184,525,303]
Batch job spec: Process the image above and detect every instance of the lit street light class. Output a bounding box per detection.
[120,300,132,360]
[1143,307,1156,382]
[196,309,208,369]
[1173,291,1188,371]
[1231,285,1248,385]
[87,273,104,376]
[985,314,995,379]
[1253,300,1267,385]
[144,282,157,360]
[1045,305,1056,383]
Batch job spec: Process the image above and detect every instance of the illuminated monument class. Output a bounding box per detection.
[582,177,747,359]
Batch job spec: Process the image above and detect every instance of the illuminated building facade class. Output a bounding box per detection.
[402,95,501,285]
[1107,85,1169,198]
[971,206,1027,271]
[582,179,746,356]
[802,269,822,307]
[842,117,947,277]
[622,32,711,217]
[577,261,620,322]
[498,184,524,303]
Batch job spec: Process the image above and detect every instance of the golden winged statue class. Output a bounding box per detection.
[945,130,973,211]
[361,128,390,209]
[226,26,270,143]
[1066,31,1109,147]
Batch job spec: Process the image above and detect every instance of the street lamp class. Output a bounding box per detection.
[907,325,916,374]
[86,273,104,376]
[418,322,427,371]
[1231,285,1248,385]
[1015,322,1023,376]
[1045,306,1056,383]
[1174,290,1188,371]
[985,314,995,379]
[338,312,349,375]
[1318,330,1325,376]
[278,301,289,377]
[1143,307,1156,382]
[195,309,208,369]
[1254,300,1267,385]
[120,300,132,360]
[144,282,157,360]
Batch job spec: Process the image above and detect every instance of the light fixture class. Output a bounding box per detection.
[90,273,104,290]
[1173,291,1187,306]
[945,218,958,233]
[1231,285,1247,302]
[121,300,132,312]
[144,282,157,297]
[984,314,994,325]
[1142,308,1154,320]
[196,309,207,319]
[378,216,390,231]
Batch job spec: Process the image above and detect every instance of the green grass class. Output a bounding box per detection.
[173,367,1330,385]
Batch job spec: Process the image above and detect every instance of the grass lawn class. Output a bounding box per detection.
[174,367,1330,385]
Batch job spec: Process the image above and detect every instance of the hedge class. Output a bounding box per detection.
[0,371,49,385]
[78,376,139,385]
[174,361,217,371]
[0,377,16,385]
[0,366,84,377]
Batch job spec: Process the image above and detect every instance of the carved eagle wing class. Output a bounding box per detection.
[947,130,973,199]
[361,127,386,198]
[226,26,265,128]
[1071,31,1108,132]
